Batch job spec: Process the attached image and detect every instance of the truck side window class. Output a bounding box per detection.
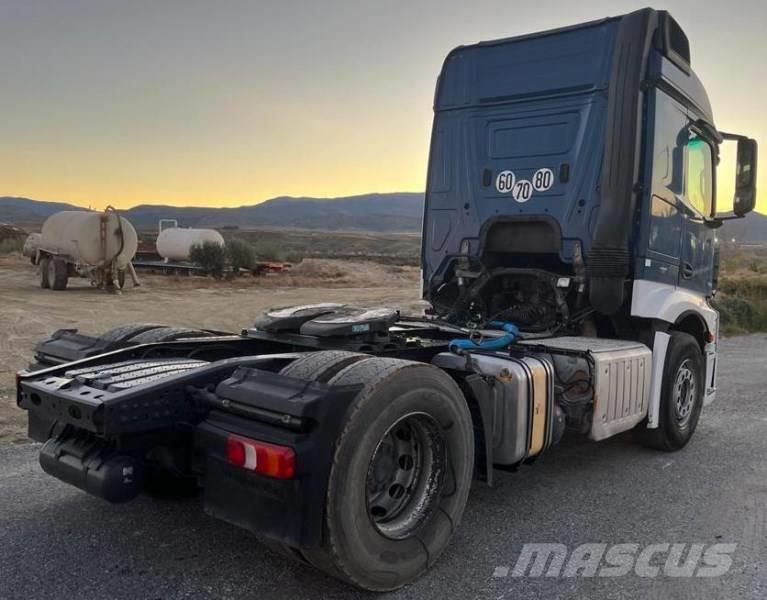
[685,135,714,216]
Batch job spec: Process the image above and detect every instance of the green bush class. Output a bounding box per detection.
[226,238,256,272]
[189,240,226,278]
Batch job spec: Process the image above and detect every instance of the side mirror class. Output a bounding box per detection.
[734,138,758,216]
[722,134,758,217]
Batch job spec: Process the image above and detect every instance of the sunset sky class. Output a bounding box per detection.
[1,0,765,212]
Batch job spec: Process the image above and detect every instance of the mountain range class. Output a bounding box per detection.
[0,193,425,233]
[2,194,767,240]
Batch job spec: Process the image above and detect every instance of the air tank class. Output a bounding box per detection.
[156,228,225,261]
[40,211,138,269]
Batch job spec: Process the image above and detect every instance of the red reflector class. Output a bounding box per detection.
[226,437,247,467]
[225,434,295,479]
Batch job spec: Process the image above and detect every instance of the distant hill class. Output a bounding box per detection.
[3,194,766,239]
[0,196,83,226]
[0,193,425,233]
[725,211,767,243]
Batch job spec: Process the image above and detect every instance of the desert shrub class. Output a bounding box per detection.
[226,238,255,272]
[713,273,767,334]
[189,240,226,278]
[0,237,24,254]
[252,240,283,261]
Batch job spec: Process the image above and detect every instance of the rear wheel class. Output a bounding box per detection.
[39,257,51,289]
[127,326,213,344]
[279,350,368,383]
[299,357,474,591]
[97,323,165,344]
[638,331,704,451]
[49,258,69,290]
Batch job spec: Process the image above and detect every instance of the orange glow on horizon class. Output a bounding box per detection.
[1,2,765,215]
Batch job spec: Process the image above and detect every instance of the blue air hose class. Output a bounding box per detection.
[448,321,520,354]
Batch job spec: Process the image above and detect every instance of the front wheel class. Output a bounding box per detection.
[638,331,705,451]
[302,357,474,591]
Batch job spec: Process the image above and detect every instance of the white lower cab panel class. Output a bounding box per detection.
[704,341,717,405]
[647,332,670,429]
[631,279,719,409]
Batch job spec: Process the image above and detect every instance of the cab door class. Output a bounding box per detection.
[678,128,717,296]
[637,87,687,287]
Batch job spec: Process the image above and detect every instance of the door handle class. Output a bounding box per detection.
[681,262,694,279]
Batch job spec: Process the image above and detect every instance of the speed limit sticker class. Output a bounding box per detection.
[512,180,533,203]
[495,170,516,193]
[532,168,554,192]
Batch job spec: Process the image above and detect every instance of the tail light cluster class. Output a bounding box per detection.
[225,434,296,479]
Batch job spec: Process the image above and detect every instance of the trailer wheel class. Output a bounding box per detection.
[279,350,369,383]
[638,331,704,451]
[49,259,69,290]
[39,257,51,289]
[301,357,474,591]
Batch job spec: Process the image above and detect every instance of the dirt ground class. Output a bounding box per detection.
[0,255,422,443]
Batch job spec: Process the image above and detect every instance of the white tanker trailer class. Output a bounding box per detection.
[22,232,42,264]
[156,227,224,262]
[35,208,140,291]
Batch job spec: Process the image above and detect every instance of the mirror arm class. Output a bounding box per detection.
[704,217,724,229]
[695,120,723,144]
[719,131,749,142]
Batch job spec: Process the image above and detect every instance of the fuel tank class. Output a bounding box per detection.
[432,351,560,465]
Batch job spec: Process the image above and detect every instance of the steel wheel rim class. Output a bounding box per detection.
[673,359,696,428]
[365,411,446,540]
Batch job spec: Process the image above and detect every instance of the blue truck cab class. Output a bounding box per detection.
[422,7,757,415]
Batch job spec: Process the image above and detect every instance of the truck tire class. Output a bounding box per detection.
[128,326,213,344]
[97,323,165,344]
[39,257,51,289]
[638,331,705,451]
[300,357,474,591]
[49,259,69,290]
[279,350,368,383]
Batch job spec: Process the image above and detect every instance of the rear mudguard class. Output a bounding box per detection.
[196,368,363,547]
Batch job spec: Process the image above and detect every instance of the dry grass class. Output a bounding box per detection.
[261,259,418,288]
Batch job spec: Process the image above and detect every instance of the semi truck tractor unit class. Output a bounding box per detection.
[16,9,758,591]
